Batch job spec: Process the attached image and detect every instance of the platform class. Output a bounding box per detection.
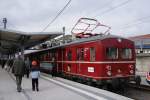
[136,71,150,86]
[0,66,132,100]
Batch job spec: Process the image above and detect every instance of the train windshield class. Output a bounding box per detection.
[121,48,132,59]
[106,48,118,59]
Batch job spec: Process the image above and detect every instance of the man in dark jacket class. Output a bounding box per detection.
[1,59,6,69]
[12,55,26,92]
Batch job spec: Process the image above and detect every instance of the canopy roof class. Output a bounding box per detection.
[0,28,63,54]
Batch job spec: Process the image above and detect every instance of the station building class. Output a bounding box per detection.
[130,34,150,72]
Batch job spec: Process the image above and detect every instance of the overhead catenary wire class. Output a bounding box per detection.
[119,20,150,30]
[113,15,150,30]
[42,0,72,32]
[93,0,132,17]
[112,20,150,36]
[115,15,150,29]
[87,0,115,17]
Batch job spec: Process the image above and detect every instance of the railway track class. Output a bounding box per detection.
[128,83,150,91]
[119,83,150,100]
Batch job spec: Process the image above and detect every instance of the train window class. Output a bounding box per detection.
[77,48,84,61]
[67,50,72,60]
[106,48,118,59]
[80,48,84,60]
[121,48,132,59]
[90,47,95,61]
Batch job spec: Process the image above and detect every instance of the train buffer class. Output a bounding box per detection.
[0,67,133,100]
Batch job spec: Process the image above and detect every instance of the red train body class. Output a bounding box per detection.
[26,35,137,87]
[26,18,140,87]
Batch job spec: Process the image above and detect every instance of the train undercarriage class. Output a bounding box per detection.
[56,72,141,90]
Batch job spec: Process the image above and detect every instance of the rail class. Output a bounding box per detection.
[128,83,150,91]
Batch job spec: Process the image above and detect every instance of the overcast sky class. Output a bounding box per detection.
[0,0,150,37]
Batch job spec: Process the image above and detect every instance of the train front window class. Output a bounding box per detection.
[121,48,132,59]
[106,48,118,59]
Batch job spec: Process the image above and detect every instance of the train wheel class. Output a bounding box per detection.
[77,77,82,83]
[72,77,77,81]
[102,85,107,90]
[112,78,120,90]
[86,81,92,86]
[107,84,113,91]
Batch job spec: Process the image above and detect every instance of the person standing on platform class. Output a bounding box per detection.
[51,57,56,77]
[25,57,31,78]
[2,59,6,69]
[12,55,26,92]
[31,60,40,91]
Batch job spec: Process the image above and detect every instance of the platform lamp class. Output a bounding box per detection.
[63,26,65,44]
[3,18,7,29]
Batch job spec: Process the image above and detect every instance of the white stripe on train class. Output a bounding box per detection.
[41,61,135,64]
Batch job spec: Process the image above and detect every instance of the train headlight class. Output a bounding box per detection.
[129,65,134,69]
[129,65,134,74]
[106,65,112,76]
[107,71,112,76]
[130,70,134,74]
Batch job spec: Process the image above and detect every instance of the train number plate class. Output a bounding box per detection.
[88,67,94,72]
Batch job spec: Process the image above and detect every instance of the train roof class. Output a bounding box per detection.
[25,34,131,55]
[67,34,126,45]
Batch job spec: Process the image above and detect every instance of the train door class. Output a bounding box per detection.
[51,50,57,74]
[66,48,72,73]
[76,47,84,74]
[56,50,58,73]
[57,48,63,74]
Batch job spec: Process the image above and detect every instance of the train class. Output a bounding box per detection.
[25,18,141,89]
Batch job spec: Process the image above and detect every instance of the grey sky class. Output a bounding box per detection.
[0,0,150,37]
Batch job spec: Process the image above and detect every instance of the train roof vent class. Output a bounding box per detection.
[71,18,111,39]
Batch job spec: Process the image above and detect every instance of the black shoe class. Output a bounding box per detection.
[36,88,39,91]
[17,90,21,92]
[17,88,22,92]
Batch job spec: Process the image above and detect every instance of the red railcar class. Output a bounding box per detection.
[26,35,140,87]
[26,18,141,88]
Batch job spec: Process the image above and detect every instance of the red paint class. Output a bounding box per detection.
[26,36,136,83]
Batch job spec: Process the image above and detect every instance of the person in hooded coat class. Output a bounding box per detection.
[12,55,26,92]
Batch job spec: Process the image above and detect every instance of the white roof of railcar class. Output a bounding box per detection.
[25,34,131,55]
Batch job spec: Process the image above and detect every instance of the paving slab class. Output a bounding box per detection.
[0,68,26,100]
[0,68,92,100]
[0,67,133,100]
